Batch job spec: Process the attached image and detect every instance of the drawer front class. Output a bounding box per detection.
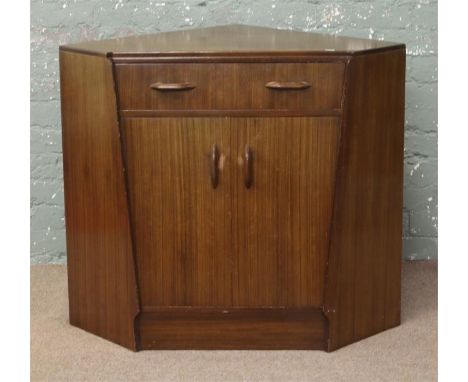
[115,63,345,112]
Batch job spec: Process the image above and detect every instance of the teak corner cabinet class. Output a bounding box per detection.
[59,25,406,351]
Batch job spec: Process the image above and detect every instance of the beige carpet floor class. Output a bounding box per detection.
[31,262,437,382]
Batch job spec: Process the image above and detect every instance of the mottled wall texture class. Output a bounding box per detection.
[31,0,437,263]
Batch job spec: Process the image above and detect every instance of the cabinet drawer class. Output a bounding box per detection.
[115,63,345,113]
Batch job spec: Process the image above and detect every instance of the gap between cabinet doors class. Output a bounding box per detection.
[119,116,341,311]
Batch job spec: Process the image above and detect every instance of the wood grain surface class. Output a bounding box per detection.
[59,51,139,350]
[138,307,327,350]
[324,48,406,351]
[122,117,340,310]
[60,27,405,351]
[115,62,345,112]
[59,24,404,57]
[231,117,340,307]
[122,118,233,307]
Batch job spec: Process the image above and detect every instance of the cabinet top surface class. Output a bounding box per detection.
[60,24,404,57]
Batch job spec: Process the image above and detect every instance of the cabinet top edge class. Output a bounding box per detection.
[59,25,405,58]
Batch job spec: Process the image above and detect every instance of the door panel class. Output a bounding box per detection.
[122,118,232,307]
[123,116,340,309]
[232,117,340,307]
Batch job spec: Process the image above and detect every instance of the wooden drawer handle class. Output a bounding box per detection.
[244,145,253,189]
[265,81,311,90]
[210,144,220,189]
[150,82,196,91]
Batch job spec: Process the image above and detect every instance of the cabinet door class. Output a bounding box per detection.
[122,118,233,307]
[231,117,340,307]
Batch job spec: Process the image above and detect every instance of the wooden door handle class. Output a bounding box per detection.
[244,145,253,189]
[265,81,311,90]
[150,82,196,91]
[210,144,220,189]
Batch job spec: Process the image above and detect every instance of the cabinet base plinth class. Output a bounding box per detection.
[137,307,327,350]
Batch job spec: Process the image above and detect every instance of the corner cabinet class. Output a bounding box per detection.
[59,25,406,351]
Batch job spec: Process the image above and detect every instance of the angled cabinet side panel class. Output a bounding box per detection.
[324,48,406,351]
[59,50,139,350]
